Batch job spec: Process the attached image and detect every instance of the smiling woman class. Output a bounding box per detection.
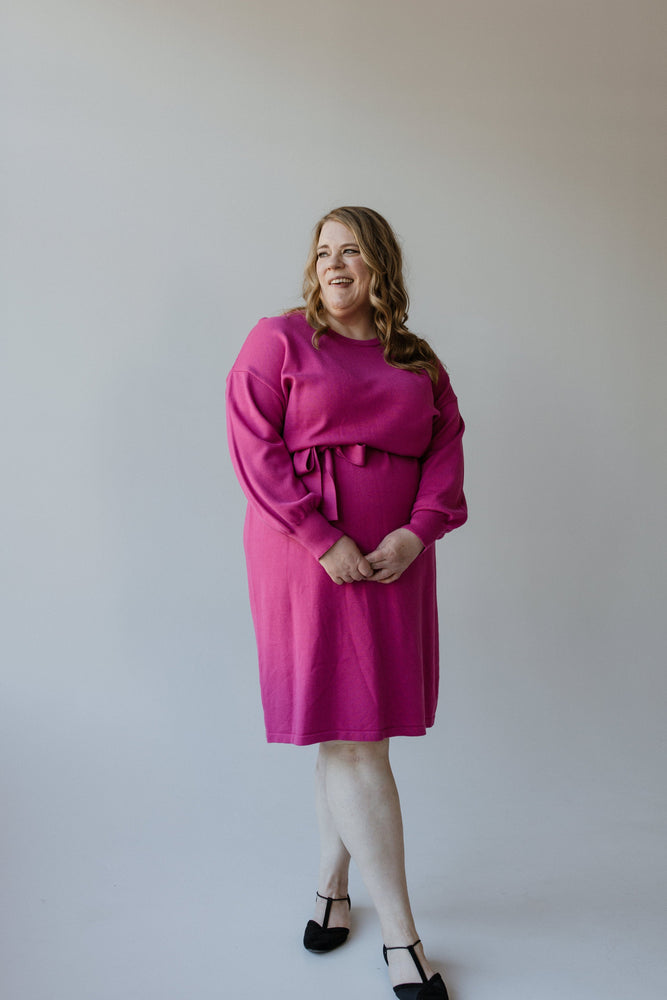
[226,206,466,999]
[303,206,442,382]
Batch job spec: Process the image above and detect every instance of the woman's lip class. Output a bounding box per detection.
[329,277,353,285]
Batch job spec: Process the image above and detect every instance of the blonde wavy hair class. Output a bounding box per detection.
[298,206,441,384]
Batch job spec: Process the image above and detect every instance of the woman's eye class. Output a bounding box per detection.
[343,248,359,255]
[317,251,328,258]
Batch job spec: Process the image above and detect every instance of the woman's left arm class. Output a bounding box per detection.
[364,367,467,582]
[405,366,467,546]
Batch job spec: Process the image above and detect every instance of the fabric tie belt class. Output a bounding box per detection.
[292,444,368,521]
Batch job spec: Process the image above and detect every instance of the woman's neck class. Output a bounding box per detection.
[325,314,377,341]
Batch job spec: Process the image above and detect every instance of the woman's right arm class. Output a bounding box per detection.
[226,365,344,560]
[227,319,373,581]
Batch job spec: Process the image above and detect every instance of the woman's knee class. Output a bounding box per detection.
[319,738,390,766]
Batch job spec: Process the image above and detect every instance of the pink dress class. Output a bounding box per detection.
[226,312,467,745]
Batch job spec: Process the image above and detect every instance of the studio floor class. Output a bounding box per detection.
[4,734,666,1000]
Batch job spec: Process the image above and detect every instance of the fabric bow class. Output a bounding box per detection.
[292,444,367,521]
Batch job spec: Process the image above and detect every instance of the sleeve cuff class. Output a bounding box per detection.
[295,508,345,559]
[403,509,451,549]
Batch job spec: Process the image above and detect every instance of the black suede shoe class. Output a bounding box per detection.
[383,939,449,1000]
[303,892,351,953]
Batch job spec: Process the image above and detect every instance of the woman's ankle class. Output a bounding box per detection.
[313,891,351,929]
[384,939,435,987]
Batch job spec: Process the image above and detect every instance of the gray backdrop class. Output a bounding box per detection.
[3,2,666,998]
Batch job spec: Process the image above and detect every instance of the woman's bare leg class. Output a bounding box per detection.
[312,749,351,929]
[317,739,435,987]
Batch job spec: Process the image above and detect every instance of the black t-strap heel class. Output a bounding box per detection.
[303,892,351,953]
[383,939,449,1000]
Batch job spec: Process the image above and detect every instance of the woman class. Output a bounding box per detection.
[226,206,466,1000]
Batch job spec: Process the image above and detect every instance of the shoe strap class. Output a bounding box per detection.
[383,940,427,983]
[316,891,351,929]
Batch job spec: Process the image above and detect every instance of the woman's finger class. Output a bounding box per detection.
[363,547,385,564]
[370,568,395,582]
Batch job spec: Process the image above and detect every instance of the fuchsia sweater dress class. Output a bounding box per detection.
[226,312,467,745]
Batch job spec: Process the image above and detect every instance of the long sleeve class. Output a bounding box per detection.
[403,367,467,548]
[226,367,344,560]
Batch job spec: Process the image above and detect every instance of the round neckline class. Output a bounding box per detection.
[327,329,380,346]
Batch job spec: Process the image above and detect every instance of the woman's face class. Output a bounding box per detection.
[316,220,372,326]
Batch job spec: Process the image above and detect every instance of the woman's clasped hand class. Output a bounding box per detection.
[319,528,425,585]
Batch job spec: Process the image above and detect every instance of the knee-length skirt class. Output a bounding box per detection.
[243,445,439,745]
